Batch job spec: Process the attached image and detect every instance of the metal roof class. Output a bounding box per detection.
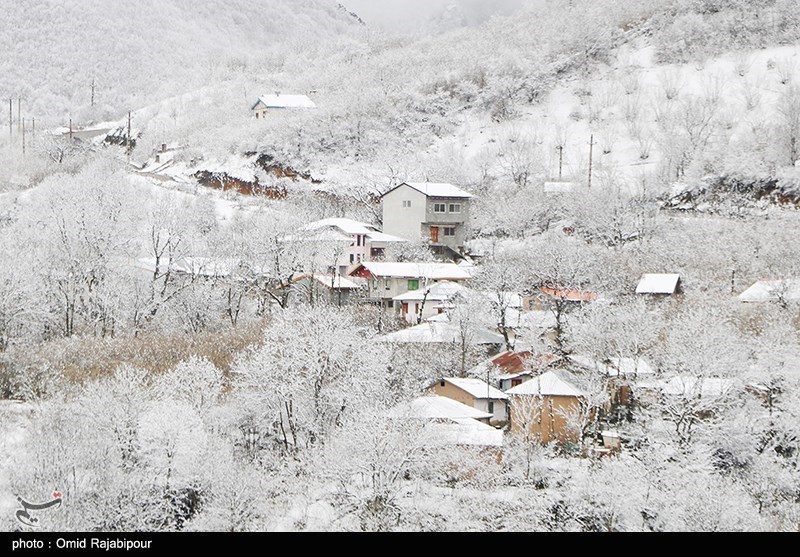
[383,182,474,199]
[636,274,681,295]
[507,371,584,397]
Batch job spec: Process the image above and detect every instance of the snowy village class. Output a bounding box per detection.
[1,0,800,534]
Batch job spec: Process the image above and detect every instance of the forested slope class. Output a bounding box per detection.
[0,0,363,123]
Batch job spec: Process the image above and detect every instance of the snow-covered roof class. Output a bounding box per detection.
[457,260,478,277]
[507,371,584,397]
[305,218,378,236]
[471,351,561,381]
[423,418,503,448]
[387,182,474,199]
[515,309,559,330]
[393,281,466,302]
[539,287,598,303]
[293,274,360,290]
[636,274,681,295]
[568,355,656,377]
[253,94,316,110]
[365,231,408,244]
[738,279,800,303]
[606,357,655,376]
[303,218,406,244]
[302,228,354,244]
[49,125,112,140]
[378,322,504,345]
[392,396,492,421]
[426,313,450,323]
[442,378,508,401]
[352,262,471,281]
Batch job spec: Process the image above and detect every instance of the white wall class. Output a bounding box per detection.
[382,186,427,242]
[475,398,508,424]
[402,300,443,324]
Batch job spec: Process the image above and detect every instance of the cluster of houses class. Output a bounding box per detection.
[297,181,478,314]
[132,170,795,457]
[134,93,800,458]
[301,184,793,457]
[396,351,657,456]
[396,348,752,459]
[285,182,784,457]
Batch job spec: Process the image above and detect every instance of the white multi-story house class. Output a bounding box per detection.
[381,182,474,256]
[304,218,407,276]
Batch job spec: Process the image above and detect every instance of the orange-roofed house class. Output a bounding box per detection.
[524,286,598,312]
[468,351,562,392]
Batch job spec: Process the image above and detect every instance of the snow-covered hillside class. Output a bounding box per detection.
[3,0,800,534]
[438,40,800,195]
[0,0,363,125]
[0,402,33,525]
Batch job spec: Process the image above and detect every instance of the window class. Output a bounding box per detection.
[373,280,379,290]
[444,227,456,237]
[385,279,391,291]
[434,203,447,213]
[350,254,355,264]
[408,279,420,291]
[440,380,446,388]
[488,401,495,414]
[403,200,412,208]
[449,203,461,214]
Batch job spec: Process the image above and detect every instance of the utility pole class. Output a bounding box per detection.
[17,97,21,134]
[487,368,491,414]
[91,79,96,107]
[556,145,564,181]
[588,134,596,190]
[21,118,25,156]
[8,99,12,139]
[127,111,132,159]
[31,117,35,136]
[69,118,73,143]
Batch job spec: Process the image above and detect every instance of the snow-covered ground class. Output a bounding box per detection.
[126,174,246,226]
[0,401,33,519]
[0,171,250,230]
[434,41,800,193]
